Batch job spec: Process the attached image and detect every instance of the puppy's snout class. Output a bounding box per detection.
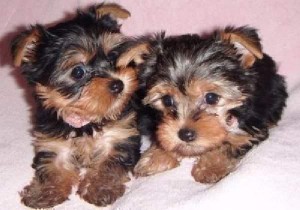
[109,79,124,94]
[178,128,196,142]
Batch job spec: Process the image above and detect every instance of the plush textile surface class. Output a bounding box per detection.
[0,0,299,209]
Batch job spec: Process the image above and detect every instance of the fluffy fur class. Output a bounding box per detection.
[134,26,288,183]
[11,3,148,208]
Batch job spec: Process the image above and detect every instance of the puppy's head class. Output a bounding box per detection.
[143,27,287,156]
[11,3,148,127]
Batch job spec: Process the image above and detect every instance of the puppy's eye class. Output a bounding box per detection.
[107,50,119,61]
[205,92,219,105]
[71,66,86,80]
[162,95,174,107]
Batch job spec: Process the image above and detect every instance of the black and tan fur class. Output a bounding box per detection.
[11,3,148,208]
[134,27,288,183]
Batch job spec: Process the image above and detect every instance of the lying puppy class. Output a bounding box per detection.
[134,27,288,183]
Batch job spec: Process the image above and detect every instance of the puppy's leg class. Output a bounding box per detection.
[192,145,239,183]
[77,135,140,207]
[77,160,129,206]
[21,143,79,208]
[134,144,179,177]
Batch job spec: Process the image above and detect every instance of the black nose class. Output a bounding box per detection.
[109,80,124,94]
[178,128,196,142]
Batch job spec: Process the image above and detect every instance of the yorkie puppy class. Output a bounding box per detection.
[134,26,288,183]
[11,3,148,208]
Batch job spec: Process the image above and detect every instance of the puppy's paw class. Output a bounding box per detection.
[20,180,70,208]
[191,148,238,184]
[191,164,226,184]
[77,179,125,206]
[134,147,179,177]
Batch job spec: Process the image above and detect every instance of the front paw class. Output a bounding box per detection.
[191,164,226,184]
[77,178,125,206]
[20,180,70,208]
[134,150,179,177]
[192,155,238,184]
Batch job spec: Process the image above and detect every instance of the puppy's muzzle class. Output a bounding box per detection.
[91,70,124,94]
[178,128,196,142]
[109,79,124,94]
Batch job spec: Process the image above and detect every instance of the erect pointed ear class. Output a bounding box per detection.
[95,3,130,21]
[219,26,263,68]
[11,26,43,67]
[116,43,150,68]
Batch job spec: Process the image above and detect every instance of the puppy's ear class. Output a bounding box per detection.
[116,43,150,68]
[116,33,165,69]
[95,3,130,21]
[11,26,42,67]
[219,26,263,68]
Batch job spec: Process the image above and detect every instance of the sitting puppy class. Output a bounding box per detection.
[11,3,147,208]
[134,27,288,183]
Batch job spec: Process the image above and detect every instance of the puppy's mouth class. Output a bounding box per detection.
[63,113,90,128]
[173,143,206,156]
